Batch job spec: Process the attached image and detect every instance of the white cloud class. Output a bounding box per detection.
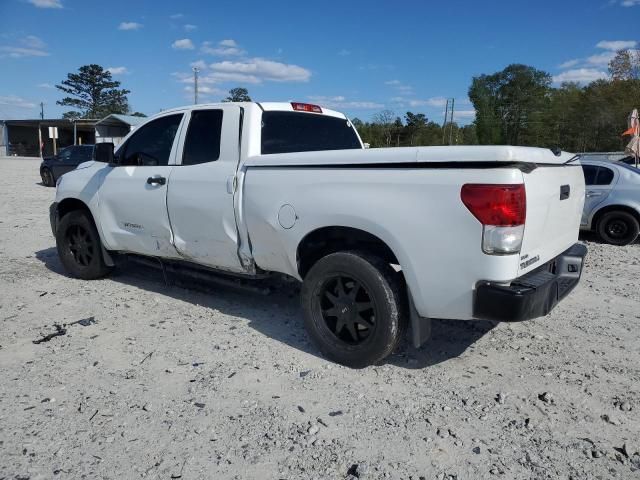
[596,40,637,51]
[172,38,194,50]
[408,97,448,108]
[556,40,637,78]
[0,36,49,58]
[170,13,184,19]
[587,51,616,66]
[37,82,54,89]
[385,79,413,94]
[0,95,36,109]
[210,58,311,82]
[559,59,580,69]
[307,96,384,110]
[553,68,608,84]
[118,21,143,31]
[338,49,351,56]
[184,24,197,31]
[201,39,246,56]
[0,46,48,58]
[621,0,640,6]
[28,0,62,8]
[454,110,476,119]
[107,66,129,75]
[184,85,225,96]
[22,35,46,49]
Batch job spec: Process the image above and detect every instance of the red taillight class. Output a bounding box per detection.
[460,184,526,226]
[291,102,322,113]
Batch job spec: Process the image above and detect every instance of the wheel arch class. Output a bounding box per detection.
[295,226,431,351]
[56,197,114,266]
[296,226,401,279]
[57,197,93,220]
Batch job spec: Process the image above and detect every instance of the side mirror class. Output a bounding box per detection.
[95,142,115,164]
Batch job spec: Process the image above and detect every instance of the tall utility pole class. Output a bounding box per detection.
[40,102,44,120]
[448,98,455,145]
[442,98,455,145]
[441,99,450,144]
[192,67,199,105]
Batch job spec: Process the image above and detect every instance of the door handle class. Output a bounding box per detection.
[146,176,166,186]
[586,191,602,198]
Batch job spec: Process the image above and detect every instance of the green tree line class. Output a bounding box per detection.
[357,48,640,152]
[352,111,478,148]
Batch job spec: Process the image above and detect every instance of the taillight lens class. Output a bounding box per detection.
[461,184,526,255]
[291,102,322,113]
[460,184,526,226]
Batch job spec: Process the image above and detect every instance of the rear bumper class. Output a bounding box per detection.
[473,243,587,322]
[49,202,59,237]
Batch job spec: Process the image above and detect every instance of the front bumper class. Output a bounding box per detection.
[473,243,587,322]
[49,202,59,237]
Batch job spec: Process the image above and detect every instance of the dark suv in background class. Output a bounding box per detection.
[40,145,95,187]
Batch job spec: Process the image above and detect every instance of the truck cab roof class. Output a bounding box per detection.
[156,101,348,120]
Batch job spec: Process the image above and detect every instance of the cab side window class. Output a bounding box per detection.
[182,110,223,166]
[120,114,183,166]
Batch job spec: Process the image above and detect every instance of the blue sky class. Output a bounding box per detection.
[1,0,639,124]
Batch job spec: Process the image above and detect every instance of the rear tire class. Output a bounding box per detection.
[596,211,639,246]
[41,168,54,187]
[56,210,112,279]
[300,251,407,368]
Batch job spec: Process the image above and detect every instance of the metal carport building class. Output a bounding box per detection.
[0,118,97,157]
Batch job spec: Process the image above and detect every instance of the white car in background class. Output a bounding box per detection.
[50,102,587,367]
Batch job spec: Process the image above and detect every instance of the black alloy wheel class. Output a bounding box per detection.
[66,224,96,267]
[56,210,112,279]
[301,251,407,368]
[319,275,376,345]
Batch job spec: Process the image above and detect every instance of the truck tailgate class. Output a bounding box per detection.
[519,163,585,275]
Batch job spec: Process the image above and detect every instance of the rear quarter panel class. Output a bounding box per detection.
[243,166,524,320]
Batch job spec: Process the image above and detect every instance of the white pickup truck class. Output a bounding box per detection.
[50,101,587,367]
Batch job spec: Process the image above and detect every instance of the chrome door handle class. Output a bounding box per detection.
[586,191,602,197]
[147,176,166,186]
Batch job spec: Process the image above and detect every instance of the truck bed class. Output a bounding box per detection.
[242,145,584,320]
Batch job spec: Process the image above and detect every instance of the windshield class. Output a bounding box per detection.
[261,111,362,155]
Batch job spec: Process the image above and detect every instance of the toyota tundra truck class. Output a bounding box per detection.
[49,102,587,367]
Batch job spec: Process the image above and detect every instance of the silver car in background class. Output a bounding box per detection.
[578,157,640,245]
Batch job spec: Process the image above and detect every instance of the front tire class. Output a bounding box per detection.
[41,168,54,187]
[596,211,639,246]
[56,210,112,279]
[301,251,407,368]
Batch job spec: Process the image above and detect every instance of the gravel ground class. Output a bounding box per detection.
[0,157,639,480]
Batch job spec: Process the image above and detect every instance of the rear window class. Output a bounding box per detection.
[261,112,361,155]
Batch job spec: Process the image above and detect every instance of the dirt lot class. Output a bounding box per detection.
[0,157,639,480]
